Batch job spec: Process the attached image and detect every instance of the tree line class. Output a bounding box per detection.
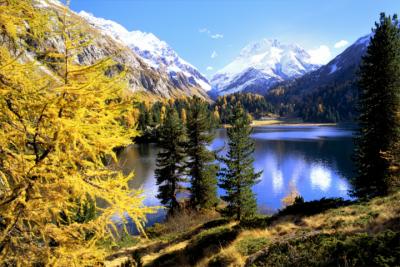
[135,92,275,143]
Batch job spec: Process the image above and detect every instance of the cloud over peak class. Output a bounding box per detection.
[308,45,332,65]
[334,40,349,49]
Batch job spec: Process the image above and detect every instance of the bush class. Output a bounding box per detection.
[145,210,221,238]
[147,226,240,267]
[252,231,400,267]
[185,226,239,265]
[277,197,352,217]
[239,214,271,229]
[208,253,237,267]
[236,237,269,256]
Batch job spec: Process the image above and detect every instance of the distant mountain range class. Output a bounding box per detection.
[210,39,320,96]
[15,0,373,115]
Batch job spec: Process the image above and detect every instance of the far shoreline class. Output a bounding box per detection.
[222,119,338,128]
[251,119,338,127]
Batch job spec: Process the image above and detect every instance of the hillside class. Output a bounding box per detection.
[266,34,371,122]
[105,191,400,267]
[2,0,210,100]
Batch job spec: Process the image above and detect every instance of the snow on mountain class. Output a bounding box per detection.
[312,33,371,79]
[78,11,211,91]
[35,0,64,8]
[211,39,319,96]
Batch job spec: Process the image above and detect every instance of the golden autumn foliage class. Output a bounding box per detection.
[281,181,300,207]
[0,0,154,265]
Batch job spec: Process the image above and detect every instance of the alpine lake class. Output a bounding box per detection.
[117,124,356,228]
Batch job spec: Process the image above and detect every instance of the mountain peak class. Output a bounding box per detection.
[212,39,318,95]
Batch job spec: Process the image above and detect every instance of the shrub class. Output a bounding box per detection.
[277,197,352,217]
[145,210,221,238]
[236,237,269,256]
[239,214,271,229]
[186,226,239,265]
[252,231,400,267]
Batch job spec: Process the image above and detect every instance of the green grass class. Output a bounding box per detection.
[251,231,400,267]
[99,233,140,252]
[236,237,269,256]
[105,191,400,267]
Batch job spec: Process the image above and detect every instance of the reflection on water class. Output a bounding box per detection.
[119,125,355,225]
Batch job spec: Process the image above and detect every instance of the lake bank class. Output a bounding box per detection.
[221,119,338,128]
[251,119,337,127]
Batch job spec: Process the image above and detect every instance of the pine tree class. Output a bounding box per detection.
[219,104,262,220]
[155,107,187,214]
[352,13,400,198]
[186,96,219,210]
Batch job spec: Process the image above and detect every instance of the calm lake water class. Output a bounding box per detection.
[118,125,355,226]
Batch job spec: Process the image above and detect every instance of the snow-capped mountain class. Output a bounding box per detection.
[78,11,211,91]
[211,39,319,96]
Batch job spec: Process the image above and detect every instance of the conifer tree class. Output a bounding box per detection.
[155,107,187,214]
[0,1,154,265]
[181,107,187,124]
[352,13,400,198]
[186,96,219,210]
[219,104,262,220]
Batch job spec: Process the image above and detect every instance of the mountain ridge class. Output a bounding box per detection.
[78,11,211,92]
[11,0,211,100]
[266,33,372,121]
[211,39,320,96]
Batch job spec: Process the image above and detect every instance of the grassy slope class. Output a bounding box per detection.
[106,192,400,267]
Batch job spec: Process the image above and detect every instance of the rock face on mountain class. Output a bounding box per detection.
[78,11,211,93]
[211,39,319,96]
[10,0,210,100]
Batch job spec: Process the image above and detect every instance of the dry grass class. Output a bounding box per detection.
[141,240,189,265]
[200,191,400,266]
[106,191,400,266]
[146,209,221,239]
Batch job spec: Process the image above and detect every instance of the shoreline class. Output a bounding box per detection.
[222,119,338,128]
[251,120,338,127]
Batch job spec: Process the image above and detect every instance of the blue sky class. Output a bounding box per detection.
[69,0,400,77]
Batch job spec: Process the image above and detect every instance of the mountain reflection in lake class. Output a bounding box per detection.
[118,125,355,225]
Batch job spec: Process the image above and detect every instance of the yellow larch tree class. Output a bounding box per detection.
[0,0,154,265]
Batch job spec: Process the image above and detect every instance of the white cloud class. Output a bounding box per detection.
[206,66,214,71]
[211,51,218,59]
[211,33,224,39]
[308,45,332,65]
[199,28,210,34]
[199,28,223,39]
[334,39,349,49]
